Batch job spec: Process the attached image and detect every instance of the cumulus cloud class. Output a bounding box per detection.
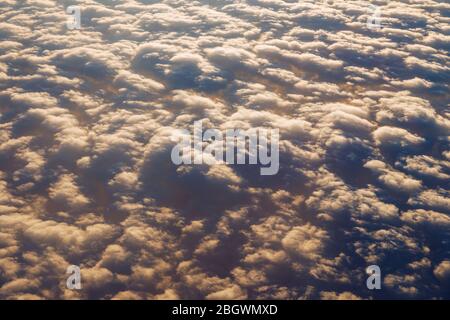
[434,261,450,283]
[0,0,448,300]
[282,224,329,260]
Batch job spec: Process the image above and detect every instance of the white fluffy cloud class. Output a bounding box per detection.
[0,0,448,300]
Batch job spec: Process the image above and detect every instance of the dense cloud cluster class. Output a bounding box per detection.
[0,0,449,299]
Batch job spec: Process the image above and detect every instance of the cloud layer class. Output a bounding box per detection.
[0,0,449,299]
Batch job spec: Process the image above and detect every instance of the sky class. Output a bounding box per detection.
[0,0,449,300]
